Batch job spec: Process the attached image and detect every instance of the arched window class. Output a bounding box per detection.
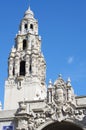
[25,23,28,30]
[23,39,27,50]
[30,24,33,29]
[20,61,26,76]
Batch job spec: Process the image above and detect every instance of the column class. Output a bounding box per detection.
[15,56,20,76]
[8,58,13,78]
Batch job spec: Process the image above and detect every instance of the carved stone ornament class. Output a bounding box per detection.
[15,75,86,129]
[46,75,86,123]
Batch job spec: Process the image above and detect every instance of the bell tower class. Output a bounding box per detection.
[4,7,46,110]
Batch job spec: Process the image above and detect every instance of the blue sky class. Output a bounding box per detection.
[0,0,86,106]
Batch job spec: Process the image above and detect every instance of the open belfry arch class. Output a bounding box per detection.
[0,5,86,130]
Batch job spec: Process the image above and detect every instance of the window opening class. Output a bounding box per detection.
[23,39,27,50]
[25,24,28,30]
[30,24,33,29]
[20,61,26,76]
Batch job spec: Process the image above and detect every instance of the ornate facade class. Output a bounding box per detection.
[0,6,86,130]
[4,7,46,110]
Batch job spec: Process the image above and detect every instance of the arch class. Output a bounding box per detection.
[23,39,27,50]
[41,121,83,130]
[36,120,83,130]
[20,61,26,76]
[24,23,28,30]
[30,24,33,29]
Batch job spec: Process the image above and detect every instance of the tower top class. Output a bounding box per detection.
[24,6,34,19]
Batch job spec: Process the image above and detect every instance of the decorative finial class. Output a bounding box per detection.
[49,79,52,84]
[28,5,30,11]
[58,74,62,79]
[28,0,31,9]
[67,77,71,87]
[67,77,71,82]
[48,79,53,88]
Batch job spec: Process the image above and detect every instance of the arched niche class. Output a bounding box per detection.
[20,61,26,76]
[23,39,27,50]
[30,24,33,29]
[24,23,28,30]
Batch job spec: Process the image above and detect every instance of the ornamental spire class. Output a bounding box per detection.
[27,0,31,11]
[24,5,34,19]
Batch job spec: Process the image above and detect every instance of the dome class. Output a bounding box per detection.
[24,6,34,19]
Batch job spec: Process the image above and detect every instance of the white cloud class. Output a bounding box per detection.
[67,56,74,64]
